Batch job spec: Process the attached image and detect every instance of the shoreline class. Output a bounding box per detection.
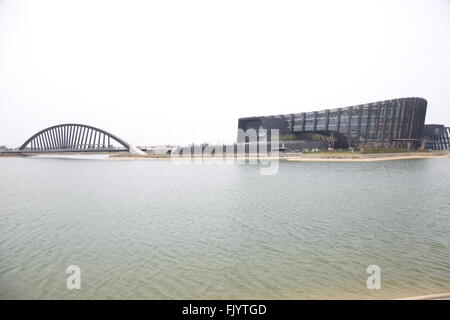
[106,151,450,162]
[396,292,450,300]
[2,151,449,162]
[285,151,450,162]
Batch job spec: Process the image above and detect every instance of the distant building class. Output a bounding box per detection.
[423,125,450,150]
[237,97,439,150]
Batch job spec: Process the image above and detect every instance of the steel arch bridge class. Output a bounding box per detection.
[19,124,132,153]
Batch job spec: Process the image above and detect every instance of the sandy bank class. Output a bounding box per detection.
[285,151,450,162]
[396,292,450,300]
[107,151,450,162]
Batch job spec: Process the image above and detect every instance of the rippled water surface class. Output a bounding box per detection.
[0,157,449,299]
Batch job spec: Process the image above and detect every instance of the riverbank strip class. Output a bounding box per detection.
[396,292,450,300]
[107,151,450,162]
[285,151,450,162]
[2,150,448,161]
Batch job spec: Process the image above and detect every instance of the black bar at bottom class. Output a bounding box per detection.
[0,300,444,318]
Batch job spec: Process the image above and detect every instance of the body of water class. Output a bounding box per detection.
[0,157,449,299]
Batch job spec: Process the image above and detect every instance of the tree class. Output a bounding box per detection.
[326,134,337,149]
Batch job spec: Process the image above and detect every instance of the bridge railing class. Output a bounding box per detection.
[15,145,129,152]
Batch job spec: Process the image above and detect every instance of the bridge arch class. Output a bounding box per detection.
[19,124,132,152]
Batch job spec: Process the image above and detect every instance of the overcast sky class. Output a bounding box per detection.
[1,0,450,147]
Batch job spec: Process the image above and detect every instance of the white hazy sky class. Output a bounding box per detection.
[1,0,450,147]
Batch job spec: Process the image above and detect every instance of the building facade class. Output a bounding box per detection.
[423,124,450,150]
[237,97,428,150]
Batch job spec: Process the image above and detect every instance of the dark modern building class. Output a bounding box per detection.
[238,97,430,150]
[423,124,450,150]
